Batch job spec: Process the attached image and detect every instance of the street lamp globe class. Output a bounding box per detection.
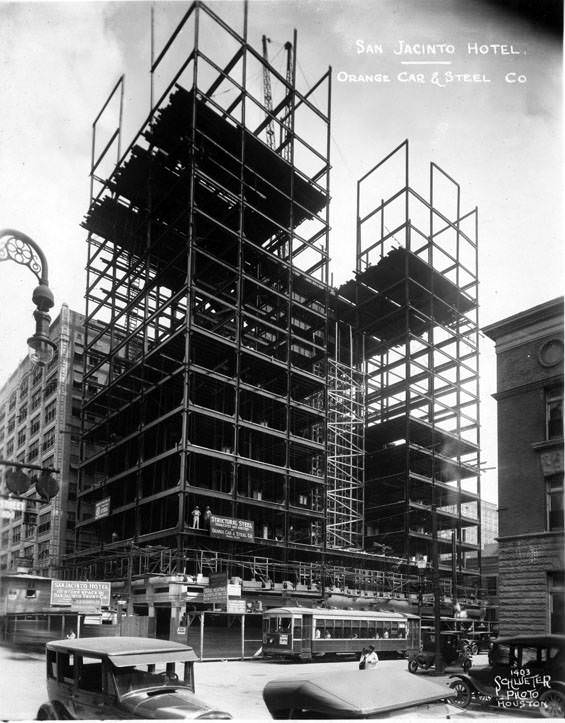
[27,282,56,367]
[27,333,56,367]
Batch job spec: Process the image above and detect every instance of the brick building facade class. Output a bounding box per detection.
[484,297,564,635]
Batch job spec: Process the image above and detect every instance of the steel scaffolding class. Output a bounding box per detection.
[352,140,481,593]
[326,322,365,549]
[76,0,335,572]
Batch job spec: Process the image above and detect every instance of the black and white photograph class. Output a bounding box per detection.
[0,0,563,719]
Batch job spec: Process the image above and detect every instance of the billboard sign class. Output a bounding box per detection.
[209,515,254,541]
[0,498,26,512]
[202,571,228,606]
[94,497,111,520]
[51,580,111,608]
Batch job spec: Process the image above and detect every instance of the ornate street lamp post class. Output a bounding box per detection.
[0,229,59,510]
[0,228,56,367]
[416,556,427,617]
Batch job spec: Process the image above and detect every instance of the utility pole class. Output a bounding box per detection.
[126,541,134,617]
[431,481,445,672]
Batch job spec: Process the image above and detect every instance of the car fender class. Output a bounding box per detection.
[37,700,73,720]
[448,673,483,695]
[549,681,565,695]
[51,699,74,719]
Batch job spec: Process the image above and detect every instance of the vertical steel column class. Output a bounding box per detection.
[177,3,201,552]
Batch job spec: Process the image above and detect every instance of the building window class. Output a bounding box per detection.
[12,527,20,544]
[32,366,43,386]
[19,377,28,398]
[18,404,28,424]
[546,388,564,440]
[38,514,51,535]
[7,416,15,434]
[8,392,17,411]
[6,440,14,457]
[17,429,26,449]
[44,375,58,400]
[546,474,564,532]
[38,541,50,562]
[549,573,564,634]
[30,415,40,436]
[486,576,497,596]
[42,429,55,453]
[28,441,39,461]
[44,400,57,425]
[31,390,41,411]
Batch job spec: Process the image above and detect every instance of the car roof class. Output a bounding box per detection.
[263,669,454,717]
[493,635,565,647]
[46,636,198,665]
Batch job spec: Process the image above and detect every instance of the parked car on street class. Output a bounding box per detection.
[449,634,565,718]
[37,636,232,719]
[408,630,472,674]
[262,668,461,718]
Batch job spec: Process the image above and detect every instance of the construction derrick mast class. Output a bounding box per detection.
[261,35,275,150]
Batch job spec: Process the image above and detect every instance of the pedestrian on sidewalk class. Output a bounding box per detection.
[365,645,379,670]
[358,647,368,670]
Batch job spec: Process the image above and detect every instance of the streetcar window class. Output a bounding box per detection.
[359,620,369,637]
[293,621,302,639]
[351,620,360,638]
[391,623,399,638]
[375,622,383,638]
[279,617,292,632]
[334,622,344,639]
[342,620,352,638]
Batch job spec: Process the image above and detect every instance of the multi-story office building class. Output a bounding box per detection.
[461,499,498,553]
[65,1,481,611]
[0,305,83,577]
[484,296,564,635]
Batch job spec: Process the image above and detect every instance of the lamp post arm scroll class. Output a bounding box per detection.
[0,228,56,367]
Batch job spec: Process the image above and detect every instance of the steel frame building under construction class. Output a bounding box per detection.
[67,1,481,606]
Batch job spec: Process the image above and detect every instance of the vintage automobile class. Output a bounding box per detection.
[36,636,232,719]
[449,634,565,718]
[262,668,462,718]
[408,630,472,674]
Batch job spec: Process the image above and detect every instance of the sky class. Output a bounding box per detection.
[0,0,562,503]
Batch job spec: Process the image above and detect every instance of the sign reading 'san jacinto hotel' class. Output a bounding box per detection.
[50,580,111,607]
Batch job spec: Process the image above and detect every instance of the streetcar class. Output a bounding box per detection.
[262,607,421,661]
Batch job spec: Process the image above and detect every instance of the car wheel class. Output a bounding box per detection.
[408,658,419,674]
[539,690,565,718]
[36,703,58,720]
[449,679,472,708]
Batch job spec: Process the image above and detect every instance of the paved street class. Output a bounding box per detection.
[0,645,536,720]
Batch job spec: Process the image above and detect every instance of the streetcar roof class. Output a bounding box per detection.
[263,607,411,620]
